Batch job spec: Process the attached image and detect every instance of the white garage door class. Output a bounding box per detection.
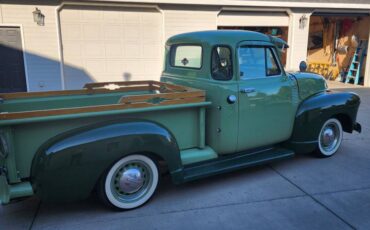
[218,11,289,27]
[60,5,163,89]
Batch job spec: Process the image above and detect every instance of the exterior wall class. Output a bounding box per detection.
[1,2,62,92]
[162,5,218,40]
[286,10,312,71]
[1,1,370,89]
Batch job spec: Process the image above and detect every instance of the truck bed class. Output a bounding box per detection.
[0,81,205,123]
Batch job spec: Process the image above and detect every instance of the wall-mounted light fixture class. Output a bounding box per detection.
[299,14,308,29]
[33,8,45,26]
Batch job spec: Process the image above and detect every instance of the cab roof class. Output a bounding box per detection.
[166,30,272,46]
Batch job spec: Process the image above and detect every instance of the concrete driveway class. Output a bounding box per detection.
[1,82,369,230]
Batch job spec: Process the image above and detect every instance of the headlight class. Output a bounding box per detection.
[0,134,8,158]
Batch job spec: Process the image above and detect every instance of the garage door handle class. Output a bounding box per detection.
[240,88,256,94]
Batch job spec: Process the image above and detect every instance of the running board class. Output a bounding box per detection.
[182,148,294,182]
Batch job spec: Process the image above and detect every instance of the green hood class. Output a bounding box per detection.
[289,72,327,100]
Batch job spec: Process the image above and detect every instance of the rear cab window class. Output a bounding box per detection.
[170,45,202,69]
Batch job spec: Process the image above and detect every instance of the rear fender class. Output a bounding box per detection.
[31,120,181,202]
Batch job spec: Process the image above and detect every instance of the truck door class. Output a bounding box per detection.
[236,45,299,152]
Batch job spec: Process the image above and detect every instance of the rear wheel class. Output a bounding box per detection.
[316,118,343,157]
[98,154,159,210]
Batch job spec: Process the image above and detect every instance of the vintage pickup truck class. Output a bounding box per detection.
[0,30,361,210]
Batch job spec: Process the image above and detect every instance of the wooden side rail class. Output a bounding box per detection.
[0,81,189,100]
[118,91,205,105]
[0,81,206,120]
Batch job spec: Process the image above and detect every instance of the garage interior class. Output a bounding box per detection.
[217,11,289,67]
[307,13,370,85]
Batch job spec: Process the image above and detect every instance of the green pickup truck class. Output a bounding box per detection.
[0,30,361,210]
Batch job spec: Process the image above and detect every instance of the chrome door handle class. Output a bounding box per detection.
[240,88,256,94]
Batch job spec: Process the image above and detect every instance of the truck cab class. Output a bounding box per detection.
[162,30,301,155]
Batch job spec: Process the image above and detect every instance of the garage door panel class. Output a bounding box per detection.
[82,24,103,41]
[103,25,124,40]
[60,9,81,22]
[81,10,103,22]
[142,13,162,25]
[218,11,289,27]
[124,25,141,40]
[143,60,161,74]
[61,6,163,89]
[106,60,126,76]
[64,56,83,67]
[124,44,142,58]
[142,26,162,42]
[105,41,123,58]
[103,11,123,22]
[62,23,82,40]
[124,60,145,75]
[63,43,82,58]
[142,44,161,58]
[123,12,141,24]
[83,42,105,58]
[85,59,106,76]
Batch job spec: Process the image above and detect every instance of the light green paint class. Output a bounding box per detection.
[0,176,32,204]
[180,146,217,165]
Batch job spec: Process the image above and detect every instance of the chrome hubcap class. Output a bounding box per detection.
[320,123,339,153]
[119,168,145,194]
[111,161,152,203]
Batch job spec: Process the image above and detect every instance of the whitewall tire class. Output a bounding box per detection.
[99,154,159,210]
[316,118,343,157]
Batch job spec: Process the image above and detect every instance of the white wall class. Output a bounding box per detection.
[2,2,367,89]
[162,5,218,40]
[1,2,62,92]
[286,9,312,72]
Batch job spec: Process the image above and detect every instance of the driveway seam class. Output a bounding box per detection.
[29,201,41,230]
[312,186,370,196]
[269,165,356,230]
[36,194,308,229]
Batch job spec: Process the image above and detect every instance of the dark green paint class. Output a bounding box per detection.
[286,90,361,153]
[31,120,180,202]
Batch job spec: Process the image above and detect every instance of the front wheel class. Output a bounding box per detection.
[316,118,343,157]
[98,154,159,210]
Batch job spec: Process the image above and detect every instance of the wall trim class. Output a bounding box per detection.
[0,24,30,92]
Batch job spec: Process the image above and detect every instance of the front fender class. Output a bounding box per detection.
[31,120,181,202]
[288,90,360,153]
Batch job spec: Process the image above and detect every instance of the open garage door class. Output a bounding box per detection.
[60,5,163,89]
[218,11,290,66]
[307,13,370,85]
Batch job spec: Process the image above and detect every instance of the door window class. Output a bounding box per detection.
[238,46,281,79]
[211,46,233,80]
[266,48,281,76]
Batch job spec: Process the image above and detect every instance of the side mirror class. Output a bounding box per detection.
[299,61,307,72]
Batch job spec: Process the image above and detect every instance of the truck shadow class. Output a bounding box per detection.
[0,44,135,92]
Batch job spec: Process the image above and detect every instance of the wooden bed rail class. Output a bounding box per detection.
[0,81,190,100]
[0,81,205,120]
